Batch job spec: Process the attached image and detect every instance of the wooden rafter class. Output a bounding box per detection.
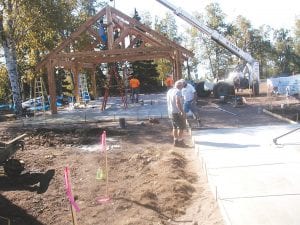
[110,7,193,57]
[87,28,105,45]
[36,5,193,71]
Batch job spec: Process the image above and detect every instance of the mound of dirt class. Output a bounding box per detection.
[0,120,224,225]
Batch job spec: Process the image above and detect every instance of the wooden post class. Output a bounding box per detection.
[91,66,98,99]
[172,58,177,81]
[106,7,114,50]
[47,60,57,114]
[174,50,182,80]
[72,63,80,103]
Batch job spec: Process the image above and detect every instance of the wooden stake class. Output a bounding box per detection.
[64,167,79,225]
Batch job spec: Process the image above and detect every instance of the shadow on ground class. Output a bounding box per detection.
[0,169,55,194]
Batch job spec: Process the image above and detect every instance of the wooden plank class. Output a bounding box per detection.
[1,134,27,146]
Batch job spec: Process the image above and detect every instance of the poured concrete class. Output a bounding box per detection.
[193,125,300,225]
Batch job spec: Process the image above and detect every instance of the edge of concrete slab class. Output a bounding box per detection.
[263,109,298,124]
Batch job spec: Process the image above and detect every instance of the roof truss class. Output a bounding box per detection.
[36,5,193,70]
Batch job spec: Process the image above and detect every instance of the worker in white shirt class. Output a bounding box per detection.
[180,79,201,125]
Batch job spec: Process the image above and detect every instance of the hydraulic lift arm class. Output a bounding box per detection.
[155,0,260,83]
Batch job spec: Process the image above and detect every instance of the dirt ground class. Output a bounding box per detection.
[1,82,300,225]
[0,120,224,225]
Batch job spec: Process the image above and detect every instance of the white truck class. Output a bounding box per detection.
[156,0,260,98]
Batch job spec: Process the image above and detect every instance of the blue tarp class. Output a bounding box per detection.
[267,74,300,95]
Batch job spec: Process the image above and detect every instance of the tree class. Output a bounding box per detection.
[295,19,300,56]
[273,28,295,74]
[154,13,180,83]
[293,19,300,73]
[0,64,10,102]
[131,9,161,92]
[0,0,23,115]
[182,16,201,80]
[0,0,78,115]
[199,3,230,80]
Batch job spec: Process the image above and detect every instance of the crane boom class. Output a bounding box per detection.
[156,0,255,63]
[156,0,260,86]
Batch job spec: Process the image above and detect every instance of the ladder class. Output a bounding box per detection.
[101,64,126,110]
[79,73,90,104]
[34,77,49,115]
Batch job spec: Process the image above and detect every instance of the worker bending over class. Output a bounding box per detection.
[181,79,201,125]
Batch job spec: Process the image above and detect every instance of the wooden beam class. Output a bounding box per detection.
[56,46,173,58]
[110,6,194,58]
[113,28,129,48]
[47,60,57,114]
[91,66,98,98]
[57,52,172,64]
[87,28,105,45]
[128,27,161,47]
[106,7,114,50]
[72,63,80,103]
[174,50,182,81]
[127,37,140,49]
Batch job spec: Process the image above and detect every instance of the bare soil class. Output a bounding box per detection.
[1,82,299,225]
[0,120,224,225]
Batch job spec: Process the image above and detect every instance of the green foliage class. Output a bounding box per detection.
[155,58,172,81]
[295,19,300,56]
[154,12,181,82]
[273,29,295,74]
[200,3,231,79]
[0,65,11,103]
[132,60,161,93]
[154,13,179,42]
[182,23,200,79]
[130,9,162,92]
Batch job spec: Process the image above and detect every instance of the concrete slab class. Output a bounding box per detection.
[221,196,300,225]
[193,124,300,225]
[19,93,169,125]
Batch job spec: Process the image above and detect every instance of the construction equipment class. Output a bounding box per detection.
[101,64,126,111]
[0,133,27,177]
[156,0,260,98]
[34,77,49,114]
[79,73,91,103]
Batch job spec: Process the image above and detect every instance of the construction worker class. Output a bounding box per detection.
[181,79,201,125]
[167,80,188,147]
[129,75,140,103]
[165,75,174,90]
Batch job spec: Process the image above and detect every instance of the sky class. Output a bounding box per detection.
[110,0,299,31]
